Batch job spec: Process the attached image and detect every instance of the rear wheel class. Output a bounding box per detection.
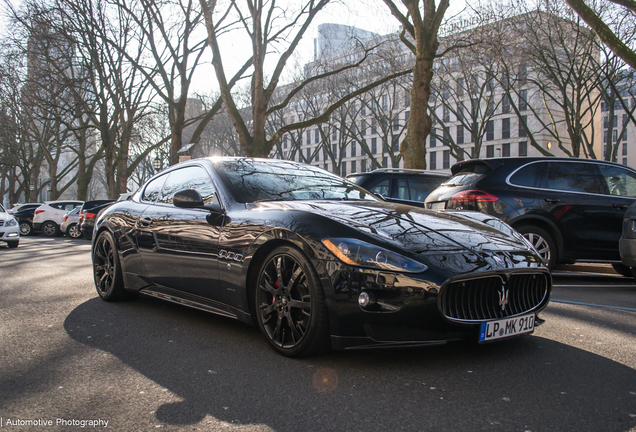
[92,231,126,301]
[255,246,330,357]
[517,225,557,269]
[41,221,59,237]
[19,221,32,236]
[611,263,633,277]
[67,223,83,239]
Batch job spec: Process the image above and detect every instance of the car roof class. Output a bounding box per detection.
[450,157,635,176]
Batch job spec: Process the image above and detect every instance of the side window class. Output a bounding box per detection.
[546,162,603,194]
[368,179,390,197]
[598,165,636,197]
[142,174,168,203]
[408,178,442,201]
[159,166,219,205]
[509,162,545,188]
[396,178,409,200]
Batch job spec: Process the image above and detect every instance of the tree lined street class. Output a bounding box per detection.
[1,237,635,431]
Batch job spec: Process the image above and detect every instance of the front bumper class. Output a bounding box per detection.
[0,223,20,243]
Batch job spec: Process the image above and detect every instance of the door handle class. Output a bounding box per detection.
[614,204,629,210]
[139,217,153,226]
[544,198,560,203]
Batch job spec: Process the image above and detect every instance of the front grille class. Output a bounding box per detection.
[440,273,550,322]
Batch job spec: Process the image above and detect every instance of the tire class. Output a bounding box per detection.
[19,221,32,236]
[517,225,557,269]
[611,263,633,277]
[67,223,83,239]
[41,221,60,237]
[7,240,18,248]
[255,245,330,357]
[92,231,127,301]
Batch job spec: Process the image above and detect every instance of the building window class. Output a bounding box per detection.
[331,129,337,141]
[486,100,494,116]
[351,143,357,157]
[371,138,377,154]
[502,143,510,157]
[518,65,527,84]
[457,125,464,144]
[519,116,527,137]
[443,150,450,169]
[456,105,463,121]
[471,98,479,116]
[332,143,337,157]
[486,120,494,141]
[502,94,511,113]
[341,164,347,177]
[371,100,377,113]
[371,118,377,134]
[361,159,367,172]
[361,104,366,116]
[623,142,628,156]
[614,130,618,142]
[614,115,618,127]
[351,160,356,173]
[361,120,366,135]
[502,118,510,139]
[306,147,312,163]
[519,141,527,157]
[393,118,400,131]
[382,95,388,110]
[392,136,399,152]
[430,129,437,147]
[623,158,628,165]
[519,89,528,111]
[315,129,320,144]
[487,76,495,92]
[604,116,609,128]
[457,78,464,97]
[486,145,494,158]
[430,151,437,170]
[443,105,450,122]
[383,156,388,168]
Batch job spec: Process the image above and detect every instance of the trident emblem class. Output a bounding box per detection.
[498,284,509,311]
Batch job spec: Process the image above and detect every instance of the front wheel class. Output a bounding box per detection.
[255,246,330,357]
[517,225,557,269]
[92,231,126,301]
[19,221,32,236]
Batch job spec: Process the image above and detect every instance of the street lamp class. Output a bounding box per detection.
[153,158,162,172]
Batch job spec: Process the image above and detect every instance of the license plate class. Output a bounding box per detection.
[430,202,445,210]
[479,313,535,342]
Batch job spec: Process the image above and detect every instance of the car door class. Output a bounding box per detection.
[540,161,618,261]
[596,163,636,258]
[136,165,223,302]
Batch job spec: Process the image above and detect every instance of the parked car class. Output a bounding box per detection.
[10,203,43,236]
[33,200,84,237]
[0,203,20,248]
[619,201,636,278]
[347,169,450,207]
[425,157,636,271]
[8,202,42,215]
[79,200,115,240]
[61,206,83,239]
[92,157,550,357]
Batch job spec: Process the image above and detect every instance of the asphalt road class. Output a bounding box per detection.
[1,237,635,432]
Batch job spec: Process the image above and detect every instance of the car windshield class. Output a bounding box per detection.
[214,159,379,204]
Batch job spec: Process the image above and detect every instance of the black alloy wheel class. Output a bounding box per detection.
[92,231,126,301]
[19,221,32,236]
[517,225,556,269]
[255,246,329,357]
[67,223,83,239]
[41,221,59,237]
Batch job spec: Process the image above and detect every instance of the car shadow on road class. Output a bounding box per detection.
[63,295,636,432]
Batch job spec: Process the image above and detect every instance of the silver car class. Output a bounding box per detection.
[61,206,83,239]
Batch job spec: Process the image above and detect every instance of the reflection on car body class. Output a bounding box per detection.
[91,157,551,357]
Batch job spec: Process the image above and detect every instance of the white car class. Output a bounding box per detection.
[60,206,83,238]
[0,203,20,248]
[33,200,84,237]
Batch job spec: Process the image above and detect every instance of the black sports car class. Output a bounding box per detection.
[92,157,551,357]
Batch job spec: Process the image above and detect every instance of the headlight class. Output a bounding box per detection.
[322,238,428,273]
[5,218,17,227]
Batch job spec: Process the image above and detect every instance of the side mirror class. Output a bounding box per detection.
[173,189,204,208]
[173,189,224,214]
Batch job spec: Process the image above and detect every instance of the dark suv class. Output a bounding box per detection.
[348,169,450,207]
[78,200,115,240]
[425,157,636,270]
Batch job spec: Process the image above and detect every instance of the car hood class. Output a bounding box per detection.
[0,212,13,221]
[253,200,532,257]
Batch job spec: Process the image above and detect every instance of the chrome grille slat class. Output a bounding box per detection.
[441,273,549,322]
